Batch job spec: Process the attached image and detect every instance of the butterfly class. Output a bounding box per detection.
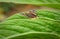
[21,10,37,18]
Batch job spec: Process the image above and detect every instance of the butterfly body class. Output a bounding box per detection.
[23,10,37,18]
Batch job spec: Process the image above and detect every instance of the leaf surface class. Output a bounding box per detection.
[0,9,60,39]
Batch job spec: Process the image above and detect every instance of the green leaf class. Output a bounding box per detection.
[0,0,60,9]
[0,0,60,4]
[36,4,60,10]
[0,9,60,39]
